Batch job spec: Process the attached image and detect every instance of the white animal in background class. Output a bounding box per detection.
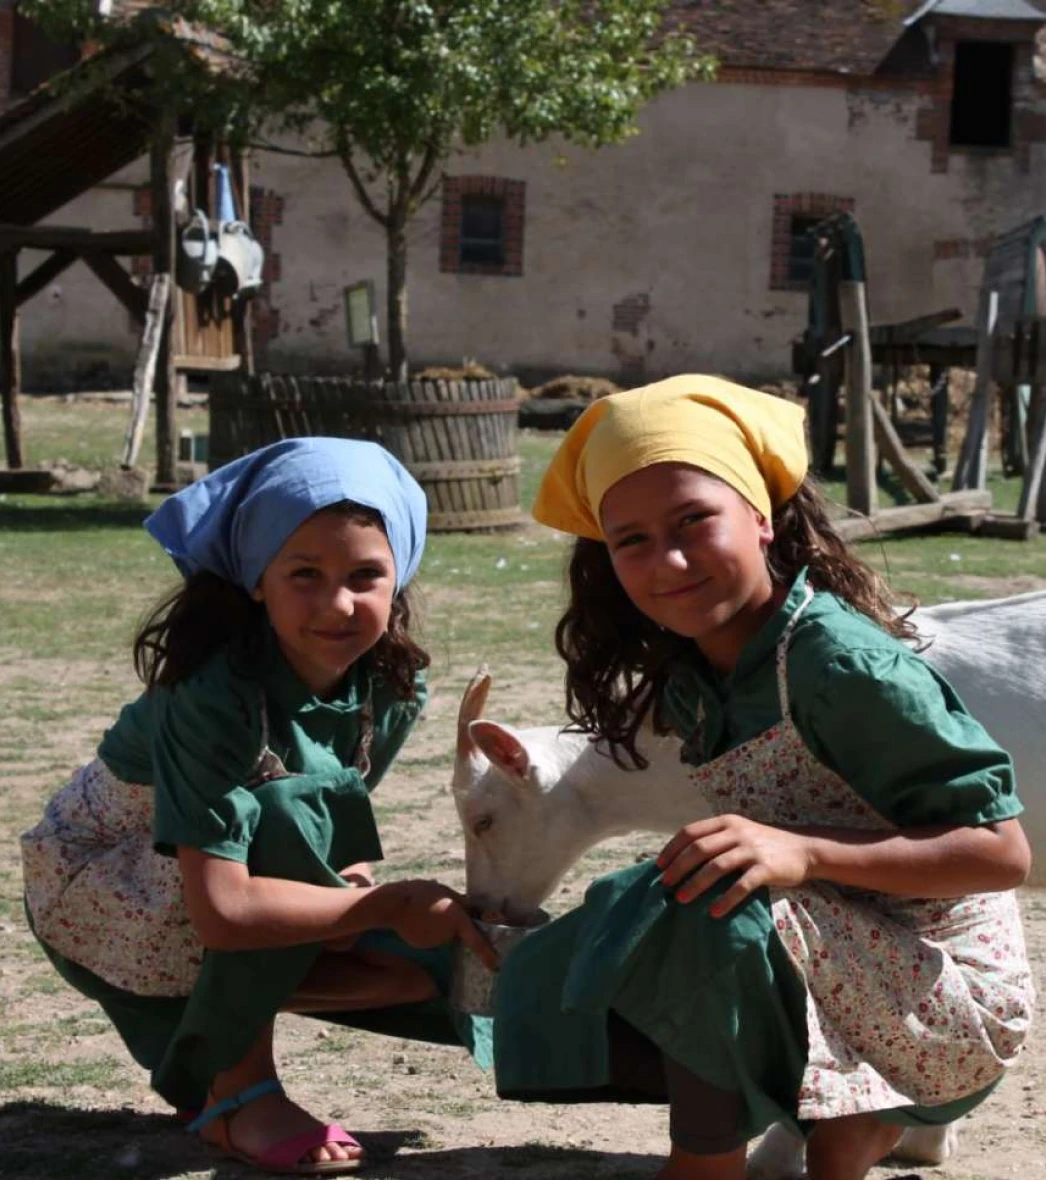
[451,590,1046,1177]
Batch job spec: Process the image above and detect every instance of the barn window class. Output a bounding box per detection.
[439,176,525,276]
[459,195,506,268]
[787,215,822,286]
[950,41,1014,148]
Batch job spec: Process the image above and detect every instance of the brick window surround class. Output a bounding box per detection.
[914,18,1045,174]
[440,175,525,276]
[770,194,855,292]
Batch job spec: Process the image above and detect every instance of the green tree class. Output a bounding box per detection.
[26,1,711,380]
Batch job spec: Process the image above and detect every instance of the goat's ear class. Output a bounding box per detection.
[469,719,531,782]
[457,665,492,760]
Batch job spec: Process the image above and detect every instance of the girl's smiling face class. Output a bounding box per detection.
[599,462,776,672]
[252,506,396,696]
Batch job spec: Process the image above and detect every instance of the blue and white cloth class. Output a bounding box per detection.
[144,438,427,592]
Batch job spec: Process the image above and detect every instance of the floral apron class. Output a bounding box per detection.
[493,586,1033,1127]
[21,694,373,997]
[681,585,1033,1118]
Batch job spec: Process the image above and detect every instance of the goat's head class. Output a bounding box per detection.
[452,666,592,921]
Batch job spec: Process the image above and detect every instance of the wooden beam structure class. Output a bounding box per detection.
[123,273,171,469]
[833,491,992,542]
[81,252,149,323]
[15,249,77,307]
[840,279,877,516]
[0,251,22,469]
[0,223,153,255]
[151,116,178,488]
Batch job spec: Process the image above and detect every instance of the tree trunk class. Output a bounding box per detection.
[386,217,408,384]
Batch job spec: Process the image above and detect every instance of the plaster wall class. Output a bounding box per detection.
[15,76,1046,386]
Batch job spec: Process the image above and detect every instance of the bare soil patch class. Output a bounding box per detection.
[2,638,1043,1180]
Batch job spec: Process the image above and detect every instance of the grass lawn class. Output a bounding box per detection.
[0,395,1043,1179]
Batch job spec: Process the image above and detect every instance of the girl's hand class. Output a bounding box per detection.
[385,879,500,969]
[339,862,374,888]
[657,815,813,917]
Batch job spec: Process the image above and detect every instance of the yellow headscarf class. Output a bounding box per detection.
[532,374,808,539]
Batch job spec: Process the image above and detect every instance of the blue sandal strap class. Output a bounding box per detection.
[186,1078,285,1135]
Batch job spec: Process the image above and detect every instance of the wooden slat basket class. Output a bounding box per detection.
[209,372,524,532]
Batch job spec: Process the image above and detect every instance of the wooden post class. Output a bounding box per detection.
[1019,370,1046,523]
[840,279,876,516]
[0,250,23,470]
[151,116,178,488]
[929,365,949,475]
[123,274,171,468]
[230,147,255,376]
[952,289,997,491]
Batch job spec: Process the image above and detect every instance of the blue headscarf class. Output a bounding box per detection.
[144,438,427,592]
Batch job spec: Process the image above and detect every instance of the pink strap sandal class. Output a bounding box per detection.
[187,1078,365,1175]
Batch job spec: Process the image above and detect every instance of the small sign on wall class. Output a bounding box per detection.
[344,281,379,348]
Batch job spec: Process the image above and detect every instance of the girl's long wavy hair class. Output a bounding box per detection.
[133,503,429,700]
[555,477,917,767]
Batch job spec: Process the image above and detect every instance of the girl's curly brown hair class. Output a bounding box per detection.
[133,503,428,700]
[555,477,917,768]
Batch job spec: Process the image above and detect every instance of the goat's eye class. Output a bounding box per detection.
[474,815,494,836]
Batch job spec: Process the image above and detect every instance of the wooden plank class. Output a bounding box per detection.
[0,250,23,470]
[870,396,939,503]
[173,353,242,372]
[81,252,148,322]
[151,116,178,487]
[122,273,171,468]
[0,223,154,255]
[930,365,949,476]
[952,289,998,491]
[833,490,992,542]
[867,307,961,346]
[973,514,1040,540]
[1017,386,1046,523]
[840,279,876,516]
[15,248,76,307]
[230,147,255,376]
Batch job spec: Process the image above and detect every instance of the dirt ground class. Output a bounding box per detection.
[2,653,1045,1180]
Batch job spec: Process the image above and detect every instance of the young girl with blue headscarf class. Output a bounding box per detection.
[21,437,496,1176]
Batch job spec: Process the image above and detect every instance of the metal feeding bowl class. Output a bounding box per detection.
[449,910,550,1017]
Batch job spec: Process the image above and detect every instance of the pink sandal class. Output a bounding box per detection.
[187,1079,365,1175]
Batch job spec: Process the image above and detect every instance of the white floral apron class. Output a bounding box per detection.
[20,698,374,998]
[681,585,1034,1119]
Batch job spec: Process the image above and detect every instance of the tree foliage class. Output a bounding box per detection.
[25,1,712,377]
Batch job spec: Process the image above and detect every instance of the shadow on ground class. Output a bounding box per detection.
[0,1102,660,1179]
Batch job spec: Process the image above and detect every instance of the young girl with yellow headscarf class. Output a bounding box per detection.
[492,376,1034,1180]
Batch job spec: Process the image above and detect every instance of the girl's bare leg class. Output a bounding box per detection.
[288,948,436,1012]
[199,952,435,1166]
[806,1113,903,1180]
[199,1021,362,1165]
[655,1144,747,1180]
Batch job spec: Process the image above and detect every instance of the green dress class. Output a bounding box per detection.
[22,627,489,1110]
[493,572,1033,1138]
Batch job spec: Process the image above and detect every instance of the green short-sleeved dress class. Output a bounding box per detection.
[21,628,489,1109]
[493,572,1034,1139]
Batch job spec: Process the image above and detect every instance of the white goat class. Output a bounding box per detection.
[451,590,1046,1177]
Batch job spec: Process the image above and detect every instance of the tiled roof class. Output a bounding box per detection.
[907,0,1045,21]
[669,0,1044,75]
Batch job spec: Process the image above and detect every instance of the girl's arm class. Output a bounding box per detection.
[658,813,1030,916]
[178,846,498,966]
